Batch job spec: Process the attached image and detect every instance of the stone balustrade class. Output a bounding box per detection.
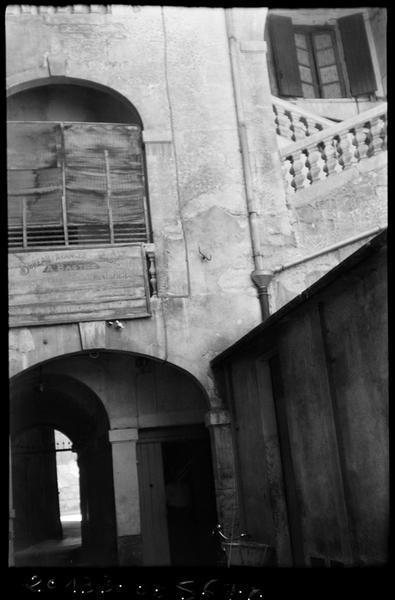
[279,103,387,193]
[272,96,334,143]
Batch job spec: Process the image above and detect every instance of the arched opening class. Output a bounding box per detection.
[10,351,221,566]
[55,430,82,532]
[7,78,151,250]
[10,371,118,567]
[7,79,143,125]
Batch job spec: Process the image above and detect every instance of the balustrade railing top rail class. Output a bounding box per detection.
[278,102,387,193]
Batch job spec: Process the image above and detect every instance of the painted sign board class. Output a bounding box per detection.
[9,245,151,327]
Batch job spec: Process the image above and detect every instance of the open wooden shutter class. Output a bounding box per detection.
[7,122,65,248]
[338,13,376,96]
[63,123,148,245]
[269,14,302,97]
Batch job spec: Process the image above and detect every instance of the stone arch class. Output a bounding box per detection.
[10,371,111,443]
[6,75,145,128]
[9,347,213,411]
[9,350,220,566]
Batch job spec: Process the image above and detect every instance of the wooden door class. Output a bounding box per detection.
[136,441,170,565]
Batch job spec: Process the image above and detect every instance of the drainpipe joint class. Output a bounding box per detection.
[251,269,273,321]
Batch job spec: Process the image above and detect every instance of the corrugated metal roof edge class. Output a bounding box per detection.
[211,229,387,368]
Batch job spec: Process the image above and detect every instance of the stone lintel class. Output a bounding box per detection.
[109,428,139,443]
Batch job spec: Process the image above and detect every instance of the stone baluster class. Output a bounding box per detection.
[73,5,90,13]
[285,110,297,142]
[293,117,308,141]
[275,106,294,141]
[321,138,339,178]
[336,131,356,171]
[353,123,369,162]
[349,128,359,162]
[146,250,158,297]
[272,105,281,137]
[282,157,295,193]
[311,119,325,136]
[369,116,386,156]
[291,150,309,190]
[380,115,387,151]
[381,114,387,151]
[307,144,326,184]
[304,151,312,186]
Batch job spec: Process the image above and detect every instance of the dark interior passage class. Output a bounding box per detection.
[10,370,118,567]
[163,437,220,566]
[137,426,220,566]
[12,426,62,551]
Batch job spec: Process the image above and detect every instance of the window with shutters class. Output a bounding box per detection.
[7,121,151,251]
[268,12,378,99]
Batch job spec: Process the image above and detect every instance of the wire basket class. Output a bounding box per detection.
[221,540,275,567]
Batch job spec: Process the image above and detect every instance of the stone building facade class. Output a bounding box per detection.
[7,5,387,567]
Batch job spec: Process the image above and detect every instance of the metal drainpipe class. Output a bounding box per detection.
[225,8,272,321]
[272,226,386,274]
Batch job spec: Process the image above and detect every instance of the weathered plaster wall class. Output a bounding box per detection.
[230,8,296,267]
[7,6,262,399]
[269,152,387,310]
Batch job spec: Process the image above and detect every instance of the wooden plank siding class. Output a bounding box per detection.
[211,233,388,567]
[9,245,151,327]
[136,442,171,566]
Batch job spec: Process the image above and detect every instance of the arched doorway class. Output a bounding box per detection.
[10,351,220,567]
[10,371,118,567]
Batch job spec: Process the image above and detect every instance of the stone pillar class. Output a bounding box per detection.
[205,409,241,542]
[109,428,142,565]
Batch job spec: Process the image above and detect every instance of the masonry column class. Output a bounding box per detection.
[205,408,241,549]
[109,428,142,565]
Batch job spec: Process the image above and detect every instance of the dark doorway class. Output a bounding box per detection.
[163,437,219,566]
[10,370,118,567]
[137,426,220,566]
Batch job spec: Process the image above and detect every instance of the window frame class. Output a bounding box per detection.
[293,25,347,99]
